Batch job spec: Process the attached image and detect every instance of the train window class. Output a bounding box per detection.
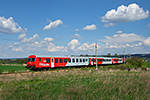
[69,59,71,63]
[27,58,36,62]
[55,59,58,63]
[73,59,75,62]
[46,59,50,63]
[52,58,54,62]
[60,59,63,63]
[83,59,85,62]
[64,59,67,63]
[32,58,36,61]
[86,59,88,62]
[76,59,78,62]
[80,59,82,62]
[39,58,41,61]
[104,59,108,62]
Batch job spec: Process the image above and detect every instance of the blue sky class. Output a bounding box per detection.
[0,0,150,58]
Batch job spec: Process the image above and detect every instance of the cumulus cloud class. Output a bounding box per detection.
[116,31,123,34]
[70,33,82,39]
[18,33,39,43]
[48,46,64,52]
[78,42,95,51]
[68,39,80,50]
[12,46,24,52]
[43,19,63,30]
[44,37,54,42]
[75,29,79,31]
[101,3,149,27]
[82,24,97,30]
[104,23,116,27]
[100,33,145,45]
[18,33,26,40]
[143,37,150,46]
[0,16,24,34]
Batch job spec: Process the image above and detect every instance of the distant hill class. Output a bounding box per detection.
[119,54,150,59]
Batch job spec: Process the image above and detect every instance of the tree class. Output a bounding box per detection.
[107,53,111,57]
[114,53,119,57]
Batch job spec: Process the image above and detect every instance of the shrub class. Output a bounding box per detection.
[125,57,147,69]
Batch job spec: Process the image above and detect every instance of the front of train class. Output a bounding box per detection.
[26,55,37,70]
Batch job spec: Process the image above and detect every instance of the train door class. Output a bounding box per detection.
[51,57,54,68]
[91,58,93,65]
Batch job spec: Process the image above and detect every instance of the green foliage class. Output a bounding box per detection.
[0,58,28,64]
[125,57,147,68]
[114,53,120,57]
[106,53,111,57]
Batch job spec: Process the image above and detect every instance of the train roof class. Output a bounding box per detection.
[28,54,122,59]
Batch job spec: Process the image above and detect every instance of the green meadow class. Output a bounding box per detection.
[0,69,150,100]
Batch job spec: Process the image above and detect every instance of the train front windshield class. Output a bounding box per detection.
[27,58,36,62]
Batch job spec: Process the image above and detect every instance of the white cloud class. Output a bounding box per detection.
[143,37,150,46]
[70,33,82,39]
[20,33,39,43]
[104,23,116,27]
[18,33,26,40]
[116,31,123,34]
[78,42,95,51]
[48,46,64,52]
[101,3,149,27]
[43,19,63,30]
[0,16,24,34]
[68,39,80,50]
[100,33,145,45]
[44,37,54,42]
[12,47,24,52]
[75,29,79,31]
[82,24,97,30]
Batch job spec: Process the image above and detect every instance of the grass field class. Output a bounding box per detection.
[0,64,26,72]
[147,61,150,68]
[0,69,150,100]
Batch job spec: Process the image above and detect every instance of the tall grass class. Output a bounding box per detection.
[0,69,150,100]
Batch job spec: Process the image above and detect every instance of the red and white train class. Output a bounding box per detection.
[26,55,126,70]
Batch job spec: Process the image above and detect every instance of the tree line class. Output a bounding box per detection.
[0,58,28,64]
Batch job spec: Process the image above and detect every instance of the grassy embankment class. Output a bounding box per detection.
[0,69,150,100]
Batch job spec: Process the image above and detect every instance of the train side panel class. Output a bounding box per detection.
[35,57,51,68]
[66,57,89,67]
